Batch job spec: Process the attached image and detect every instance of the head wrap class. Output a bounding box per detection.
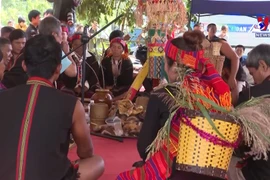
[110,37,129,55]
[164,38,230,95]
[70,33,82,43]
[61,25,69,34]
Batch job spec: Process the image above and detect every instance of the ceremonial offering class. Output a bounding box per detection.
[135,0,187,30]
[126,60,149,101]
[147,29,166,79]
[91,89,113,108]
[90,103,109,131]
[135,96,149,112]
[125,0,188,99]
[90,97,148,137]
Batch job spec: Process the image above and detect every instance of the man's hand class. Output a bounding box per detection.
[71,100,93,159]
[62,41,69,53]
[124,34,131,41]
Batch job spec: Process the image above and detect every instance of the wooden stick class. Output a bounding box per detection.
[91,132,124,142]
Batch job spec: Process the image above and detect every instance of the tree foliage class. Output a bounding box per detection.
[76,0,136,30]
[0,0,52,26]
[0,0,196,31]
[184,0,199,30]
[76,0,196,30]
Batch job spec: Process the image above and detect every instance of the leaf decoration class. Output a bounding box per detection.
[195,101,226,139]
[194,94,229,113]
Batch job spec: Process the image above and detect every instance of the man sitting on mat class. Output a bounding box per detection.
[0,34,104,180]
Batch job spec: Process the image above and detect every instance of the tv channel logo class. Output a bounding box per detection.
[257,16,269,31]
[255,16,270,38]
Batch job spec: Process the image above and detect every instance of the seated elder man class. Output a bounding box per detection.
[0,35,104,180]
[235,44,270,180]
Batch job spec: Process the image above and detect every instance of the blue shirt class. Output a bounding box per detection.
[61,51,71,74]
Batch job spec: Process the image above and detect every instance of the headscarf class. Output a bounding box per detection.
[164,39,230,95]
[70,33,81,43]
[61,25,69,34]
[110,37,129,56]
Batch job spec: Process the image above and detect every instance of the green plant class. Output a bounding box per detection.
[76,0,136,30]
[0,0,52,25]
[184,0,199,30]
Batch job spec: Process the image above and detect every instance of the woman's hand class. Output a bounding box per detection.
[231,86,239,106]
[220,41,239,90]
[228,76,237,91]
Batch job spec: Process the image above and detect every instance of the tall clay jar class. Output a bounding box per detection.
[91,89,113,108]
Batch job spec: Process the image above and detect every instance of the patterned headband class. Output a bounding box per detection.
[110,37,129,55]
[164,39,206,70]
[70,34,82,42]
[61,26,69,34]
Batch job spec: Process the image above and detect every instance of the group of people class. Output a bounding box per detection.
[0,6,270,180]
[0,9,135,97]
[118,26,270,180]
[0,7,138,180]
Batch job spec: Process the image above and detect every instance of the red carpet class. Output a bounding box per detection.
[68,136,140,180]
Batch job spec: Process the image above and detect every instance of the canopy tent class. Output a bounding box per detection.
[191,0,270,16]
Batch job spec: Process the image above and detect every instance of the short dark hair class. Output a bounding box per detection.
[235,44,245,51]
[136,45,147,65]
[9,29,26,42]
[24,34,62,79]
[109,30,124,42]
[223,58,247,81]
[221,25,228,31]
[207,23,216,31]
[0,37,11,49]
[44,9,53,16]
[28,10,41,22]
[246,44,270,69]
[18,17,26,24]
[38,16,61,35]
[193,23,201,28]
[1,26,15,36]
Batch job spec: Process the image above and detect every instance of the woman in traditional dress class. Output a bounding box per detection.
[100,37,133,97]
[59,33,100,97]
[117,31,232,179]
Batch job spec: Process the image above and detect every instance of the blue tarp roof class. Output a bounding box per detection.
[191,0,270,16]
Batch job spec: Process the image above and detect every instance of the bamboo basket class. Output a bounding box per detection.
[203,41,225,75]
[176,110,240,179]
[209,56,225,75]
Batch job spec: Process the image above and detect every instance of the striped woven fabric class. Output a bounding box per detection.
[116,39,232,179]
[116,119,180,180]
